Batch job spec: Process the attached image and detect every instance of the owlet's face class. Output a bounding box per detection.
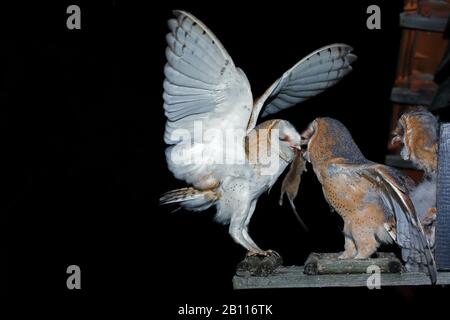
[300,118,335,164]
[300,117,366,165]
[391,111,438,175]
[391,115,409,160]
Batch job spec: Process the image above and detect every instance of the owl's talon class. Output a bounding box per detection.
[247,250,267,257]
[239,250,283,276]
[267,250,281,257]
[338,252,355,259]
[246,249,278,257]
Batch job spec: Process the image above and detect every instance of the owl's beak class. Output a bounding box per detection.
[390,124,404,146]
[290,144,302,151]
[300,137,309,146]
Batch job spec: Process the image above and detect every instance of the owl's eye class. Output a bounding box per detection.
[280,136,289,142]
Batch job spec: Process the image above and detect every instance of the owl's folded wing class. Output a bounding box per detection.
[340,163,437,284]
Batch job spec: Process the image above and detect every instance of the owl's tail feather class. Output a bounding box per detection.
[160,187,219,212]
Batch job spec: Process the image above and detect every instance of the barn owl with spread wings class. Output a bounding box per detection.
[160,10,356,256]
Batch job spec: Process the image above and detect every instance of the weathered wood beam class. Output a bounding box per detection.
[400,12,448,33]
[233,267,450,289]
[390,87,436,105]
[304,252,404,275]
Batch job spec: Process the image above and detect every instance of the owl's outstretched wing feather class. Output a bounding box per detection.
[164,10,253,144]
[248,44,356,131]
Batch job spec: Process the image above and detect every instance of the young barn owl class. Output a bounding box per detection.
[391,108,439,251]
[301,117,437,283]
[160,10,356,257]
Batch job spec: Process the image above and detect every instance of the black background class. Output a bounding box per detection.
[4,0,450,315]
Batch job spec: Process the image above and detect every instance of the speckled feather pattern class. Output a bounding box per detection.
[304,117,436,283]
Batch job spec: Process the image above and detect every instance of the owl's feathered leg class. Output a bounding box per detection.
[241,200,280,257]
[338,222,357,259]
[353,230,379,259]
[224,194,262,253]
[241,200,264,254]
[218,180,265,255]
[229,201,275,256]
[234,199,282,275]
[229,205,263,254]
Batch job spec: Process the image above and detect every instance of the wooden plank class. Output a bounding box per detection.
[400,12,448,33]
[304,252,404,275]
[390,87,435,105]
[233,266,450,289]
[436,123,450,270]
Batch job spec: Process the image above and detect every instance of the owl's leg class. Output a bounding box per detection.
[242,201,279,257]
[229,202,263,254]
[352,229,379,259]
[338,235,357,259]
[236,201,282,275]
[242,200,265,255]
[338,222,357,259]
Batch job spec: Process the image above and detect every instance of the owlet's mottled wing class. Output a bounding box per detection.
[247,44,356,130]
[341,163,437,284]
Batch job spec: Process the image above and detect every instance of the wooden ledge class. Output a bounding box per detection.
[233,266,450,289]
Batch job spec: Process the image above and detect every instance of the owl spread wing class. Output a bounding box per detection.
[247,44,357,131]
[340,163,437,284]
[164,10,253,145]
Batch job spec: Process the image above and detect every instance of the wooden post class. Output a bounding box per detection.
[436,123,450,270]
[304,252,404,275]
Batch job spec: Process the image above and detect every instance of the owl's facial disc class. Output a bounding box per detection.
[279,124,302,150]
[280,135,301,153]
